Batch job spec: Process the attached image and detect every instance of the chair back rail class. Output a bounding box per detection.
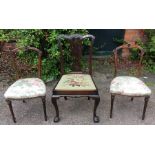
[113,43,144,77]
[4,46,43,79]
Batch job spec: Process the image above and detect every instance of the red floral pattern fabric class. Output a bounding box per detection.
[55,74,96,91]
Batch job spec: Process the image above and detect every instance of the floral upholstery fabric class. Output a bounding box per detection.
[110,76,151,96]
[4,78,46,99]
[55,74,96,91]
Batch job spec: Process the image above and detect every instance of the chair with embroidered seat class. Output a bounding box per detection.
[51,34,100,123]
[4,47,47,123]
[110,43,151,120]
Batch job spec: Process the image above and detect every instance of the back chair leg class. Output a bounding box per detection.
[93,97,100,123]
[51,97,60,122]
[110,94,115,118]
[41,97,47,121]
[142,96,150,120]
[6,100,16,123]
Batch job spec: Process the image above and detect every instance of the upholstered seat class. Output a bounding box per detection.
[110,76,151,96]
[55,74,96,91]
[4,78,46,99]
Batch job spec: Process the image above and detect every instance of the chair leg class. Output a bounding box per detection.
[64,96,67,100]
[131,97,134,101]
[23,100,26,103]
[6,100,16,123]
[88,97,90,100]
[142,96,150,120]
[41,97,47,121]
[93,97,100,123]
[51,97,60,122]
[110,94,115,118]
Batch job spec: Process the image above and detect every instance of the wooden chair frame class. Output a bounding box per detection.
[110,43,150,120]
[5,47,47,123]
[51,34,100,123]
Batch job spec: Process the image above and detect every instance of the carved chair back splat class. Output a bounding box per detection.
[58,34,94,75]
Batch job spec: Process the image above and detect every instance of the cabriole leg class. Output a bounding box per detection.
[51,97,60,122]
[93,97,100,123]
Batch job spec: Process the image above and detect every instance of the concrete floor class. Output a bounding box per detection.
[0,71,155,125]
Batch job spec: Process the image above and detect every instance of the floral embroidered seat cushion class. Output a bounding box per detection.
[55,74,96,91]
[110,76,151,96]
[4,78,46,99]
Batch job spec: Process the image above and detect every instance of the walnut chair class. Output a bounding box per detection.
[4,47,47,123]
[51,34,100,123]
[110,43,151,120]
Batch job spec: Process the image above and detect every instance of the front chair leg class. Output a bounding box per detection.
[6,100,16,123]
[131,97,134,101]
[93,97,100,123]
[110,94,115,118]
[41,97,47,121]
[142,96,150,120]
[51,97,60,122]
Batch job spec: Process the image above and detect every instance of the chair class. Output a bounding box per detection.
[110,43,151,120]
[4,47,47,123]
[51,34,100,123]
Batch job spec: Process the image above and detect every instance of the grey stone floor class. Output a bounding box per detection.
[0,71,155,125]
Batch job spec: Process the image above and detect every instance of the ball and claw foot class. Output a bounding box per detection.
[93,116,100,123]
[54,116,60,122]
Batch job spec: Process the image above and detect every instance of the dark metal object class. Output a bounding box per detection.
[110,43,150,120]
[5,47,47,123]
[88,29,125,55]
[51,34,100,123]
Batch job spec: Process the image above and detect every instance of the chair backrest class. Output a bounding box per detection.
[4,46,43,80]
[113,43,144,77]
[58,34,95,76]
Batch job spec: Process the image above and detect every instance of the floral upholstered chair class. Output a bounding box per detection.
[51,34,100,123]
[4,47,47,123]
[110,43,151,120]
